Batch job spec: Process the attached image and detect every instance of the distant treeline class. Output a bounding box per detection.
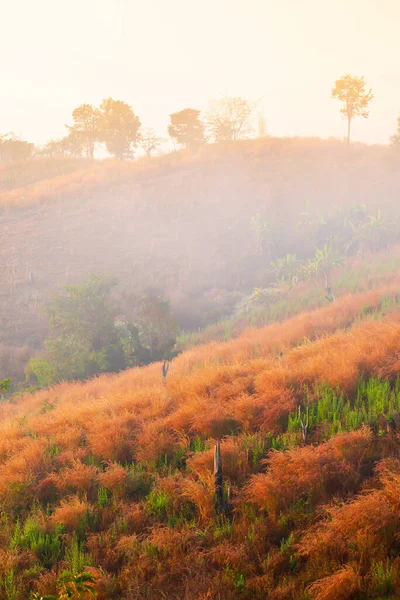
[2,74,400,162]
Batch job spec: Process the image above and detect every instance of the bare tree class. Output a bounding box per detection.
[206,95,259,142]
[140,128,164,156]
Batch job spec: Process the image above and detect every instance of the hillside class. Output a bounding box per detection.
[1,137,400,359]
[1,282,400,598]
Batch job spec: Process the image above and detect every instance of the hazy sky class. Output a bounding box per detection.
[2,0,400,145]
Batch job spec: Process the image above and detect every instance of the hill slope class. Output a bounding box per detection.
[1,137,400,352]
[1,284,400,598]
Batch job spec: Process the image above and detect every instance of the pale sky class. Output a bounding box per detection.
[2,0,400,145]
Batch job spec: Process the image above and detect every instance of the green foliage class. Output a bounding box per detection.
[354,209,391,254]
[302,244,344,285]
[65,533,92,575]
[214,515,234,540]
[126,464,154,499]
[271,254,301,286]
[11,516,62,569]
[133,293,178,361]
[46,274,118,342]
[1,568,18,600]
[371,560,396,596]
[97,486,109,508]
[25,359,58,388]
[190,436,207,453]
[146,490,170,520]
[251,214,280,256]
[25,275,126,386]
[0,378,12,393]
[288,378,400,439]
[57,570,97,598]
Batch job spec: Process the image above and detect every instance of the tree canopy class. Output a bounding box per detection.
[66,104,100,158]
[331,75,373,146]
[0,134,34,162]
[168,109,205,148]
[99,98,141,159]
[25,275,177,389]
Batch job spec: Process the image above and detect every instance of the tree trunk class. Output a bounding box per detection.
[214,439,224,514]
[347,117,351,147]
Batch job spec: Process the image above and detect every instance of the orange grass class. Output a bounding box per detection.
[1,283,400,597]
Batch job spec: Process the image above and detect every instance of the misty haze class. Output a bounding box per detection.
[1,1,400,599]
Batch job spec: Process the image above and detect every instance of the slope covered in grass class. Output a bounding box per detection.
[1,137,400,353]
[178,244,400,349]
[2,283,400,598]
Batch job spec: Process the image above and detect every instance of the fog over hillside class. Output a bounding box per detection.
[1,138,400,351]
[3,2,400,598]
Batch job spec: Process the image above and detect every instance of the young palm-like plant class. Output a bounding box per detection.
[303,244,344,300]
[354,209,390,254]
[57,571,97,599]
[251,214,279,257]
[271,253,302,288]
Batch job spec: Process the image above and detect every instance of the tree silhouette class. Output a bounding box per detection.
[139,127,164,156]
[168,109,205,148]
[206,95,257,141]
[0,133,34,162]
[331,75,373,146]
[67,104,100,159]
[99,98,141,159]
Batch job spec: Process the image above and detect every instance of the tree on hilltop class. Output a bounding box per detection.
[0,133,34,162]
[206,95,258,142]
[331,75,373,146]
[139,127,165,156]
[41,133,85,157]
[99,98,141,159]
[66,103,100,158]
[168,108,205,148]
